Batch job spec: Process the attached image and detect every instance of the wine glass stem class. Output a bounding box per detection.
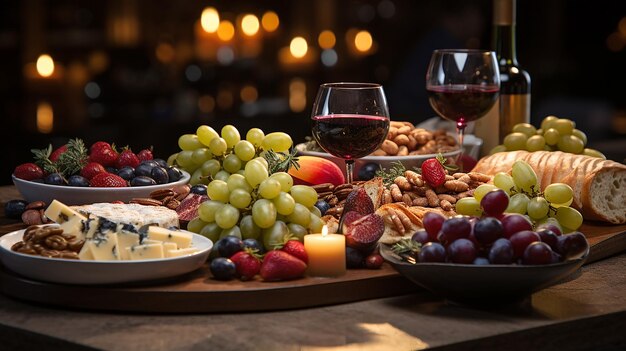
[345,160,355,184]
[457,124,465,166]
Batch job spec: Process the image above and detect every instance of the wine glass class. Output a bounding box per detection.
[426,49,500,160]
[311,83,390,184]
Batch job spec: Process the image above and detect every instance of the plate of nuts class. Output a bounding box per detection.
[297,123,461,180]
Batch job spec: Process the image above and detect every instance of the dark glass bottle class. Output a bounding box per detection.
[493,0,531,140]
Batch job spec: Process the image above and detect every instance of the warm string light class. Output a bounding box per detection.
[36,54,55,77]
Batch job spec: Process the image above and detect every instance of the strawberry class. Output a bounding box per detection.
[80,162,106,180]
[90,141,112,154]
[89,143,118,167]
[13,163,44,181]
[49,145,68,162]
[280,240,308,264]
[230,249,262,281]
[260,250,307,281]
[137,148,153,161]
[90,172,127,187]
[421,157,447,187]
[115,149,140,169]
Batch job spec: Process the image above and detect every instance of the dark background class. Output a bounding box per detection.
[2,0,626,185]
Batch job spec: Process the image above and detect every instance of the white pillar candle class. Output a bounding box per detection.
[304,226,346,277]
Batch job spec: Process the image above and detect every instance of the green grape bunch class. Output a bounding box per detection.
[173,125,324,251]
[490,116,606,159]
[455,159,583,233]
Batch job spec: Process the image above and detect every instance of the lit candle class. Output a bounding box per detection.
[304,226,346,277]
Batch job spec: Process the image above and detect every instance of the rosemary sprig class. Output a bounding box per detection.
[264,148,300,174]
[31,144,58,174]
[376,161,406,187]
[55,138,89,177]
[391,238,422,263]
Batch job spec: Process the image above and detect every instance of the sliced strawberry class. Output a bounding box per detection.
[13,163,44,181]
[231,250,262,281]
[115,149,140,169]
[260,250,307,281]
[421,158,447,187]
[49,145,68,162]
[80,162,106,180]
[90,173,127,187]
[280,240,308,264]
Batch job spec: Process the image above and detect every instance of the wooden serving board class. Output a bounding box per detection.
[0,197,624,313]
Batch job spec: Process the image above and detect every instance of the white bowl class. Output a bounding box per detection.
[295,143,461,176]
[0,226,212,285]
[12,171,190,206]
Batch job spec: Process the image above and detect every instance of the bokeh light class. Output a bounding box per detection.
[241,14,260,36]
[37,102,53,133]
[201,7,220,33]
[354,30,373,52]
[36,54,54,77]
[217,20,235,41]
[261,11,279,32]
[290,37,308,58]
[318,30,336,49]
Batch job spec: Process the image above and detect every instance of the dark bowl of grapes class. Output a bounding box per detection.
[380,213,589,304]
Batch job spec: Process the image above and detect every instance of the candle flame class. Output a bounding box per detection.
[321,225,328,237]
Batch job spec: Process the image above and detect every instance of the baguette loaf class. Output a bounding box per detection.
[472,151,626,224]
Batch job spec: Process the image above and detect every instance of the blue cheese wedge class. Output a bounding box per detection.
[71,203,179,229]
[146,226,193,249]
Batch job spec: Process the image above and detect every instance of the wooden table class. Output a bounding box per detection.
[0,185,625,351]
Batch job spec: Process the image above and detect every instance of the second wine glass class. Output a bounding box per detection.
[426,49,500,161]
[311,83,390,184]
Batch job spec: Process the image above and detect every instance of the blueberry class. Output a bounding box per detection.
[216,236,243,258]
[190,184,208,196]
[151,166,169,184]
[117,166,135,181]
[67,175,90,187]
[242,238,264,254]
[130,176,157,186]
[346,247,365,268]
[314,199,330,216]
[141,160,159,168]
[473,257,490,265]
[167,167,183,182]
[44,173,66,185]
[135,163,154,177]
[5,200,28,219]
[209,257,236,281]
[153,158,168,168]
[357,162,380,181]
[105,167,118,174]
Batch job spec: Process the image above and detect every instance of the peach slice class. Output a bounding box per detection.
[289,156,345,186]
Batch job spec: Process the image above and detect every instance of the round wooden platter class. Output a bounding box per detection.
[0,262,420,314]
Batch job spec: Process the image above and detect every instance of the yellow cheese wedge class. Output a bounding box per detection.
[146,226,193,249]
[45,199,87,224]
[166,247,200,258]
[127,244,165,260]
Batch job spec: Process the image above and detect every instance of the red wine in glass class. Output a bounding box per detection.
[427,85,500,128]
[311,114,389,159]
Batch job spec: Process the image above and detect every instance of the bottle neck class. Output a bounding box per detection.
[493,24,518,66]
[493,0,518,66]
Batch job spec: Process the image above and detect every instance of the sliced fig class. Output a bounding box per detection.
[344,213,385,253]
[341,211,364,233]
[338,187,374,232]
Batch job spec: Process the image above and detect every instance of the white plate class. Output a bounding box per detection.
[12,171,190,206]
[296,143,461,175]
[0,227,212,285]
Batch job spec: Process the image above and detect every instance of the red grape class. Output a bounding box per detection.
[480,189,509,216]
[418,242,446,263]
[423,212,445,242]
[509,230,541,259]
[537,223,562,236]
[537,229,559,251]
[440,216,472,243]
[522,242,553,265]
[488,238,514,264]
[411,230,430,245]
[501,214,533,238]
[473,217,504,246]
[447,238,477,264]
[556,232,589,259]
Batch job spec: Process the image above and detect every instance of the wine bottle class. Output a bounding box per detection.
[493,0,531,140]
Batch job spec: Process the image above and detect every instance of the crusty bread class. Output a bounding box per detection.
[472,151,626,224]
[362,176,384,209]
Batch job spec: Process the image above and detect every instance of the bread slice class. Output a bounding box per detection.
[362,176,384,209]
[472,151,626,224]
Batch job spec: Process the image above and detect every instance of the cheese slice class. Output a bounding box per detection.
[117,227,141,260]
[86,232,120,260]
[78,243,94,260]
[59,214,86,240]
[146,226,193,249]
[162,242,177,254]
[127,244,164,260]
[45,199,87,224]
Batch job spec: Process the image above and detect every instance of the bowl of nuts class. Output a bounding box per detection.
[297,122,462,180]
